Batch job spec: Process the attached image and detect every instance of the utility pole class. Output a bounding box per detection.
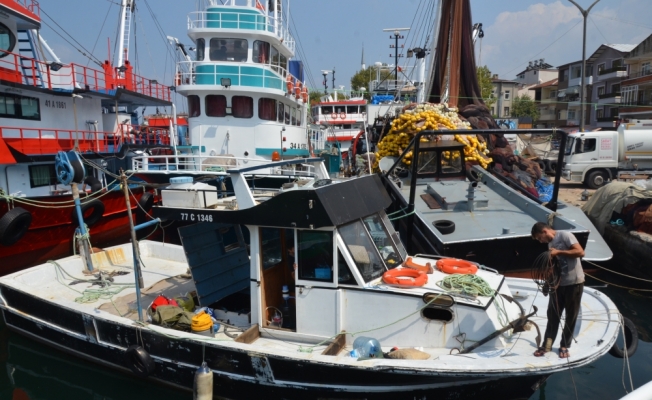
[321,70,332,95]
[383,28,409,92]
[568,0,600,132]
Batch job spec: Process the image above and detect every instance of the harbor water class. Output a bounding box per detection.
[0,255,650,400]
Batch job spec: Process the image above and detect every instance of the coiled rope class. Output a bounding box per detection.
[436,274,495,297]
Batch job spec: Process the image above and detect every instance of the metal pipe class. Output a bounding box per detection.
[568,0,601,132]
[134,218,161,232]
[120,170,144,289]
[72,183,94,272]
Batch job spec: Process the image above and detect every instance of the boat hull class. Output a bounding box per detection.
[0,188,153,274]
[0,286,548,400]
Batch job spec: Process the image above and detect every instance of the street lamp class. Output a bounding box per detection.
[568,0,600,132]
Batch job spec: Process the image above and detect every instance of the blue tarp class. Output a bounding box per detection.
[289,60,304,82]
[536,178,553,202]
[371,95,395,104]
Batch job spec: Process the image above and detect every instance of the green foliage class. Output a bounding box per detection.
[309,90,323,105]
[350,66,396,100]
[512,94,540,121]
[476,65,496,108]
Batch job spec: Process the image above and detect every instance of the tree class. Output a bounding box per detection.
[476,65,496,108]
[309,90,323,105]
[350,66,396,100]
[512,94,540,121]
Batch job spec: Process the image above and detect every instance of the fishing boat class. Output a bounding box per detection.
[143,0,311,185]
[0,0,174,273]
[374,0,611,272]
[0,156,627,399]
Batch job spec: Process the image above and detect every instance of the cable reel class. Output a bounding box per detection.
[55,151,86,185]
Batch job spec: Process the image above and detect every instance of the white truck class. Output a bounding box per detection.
[562,119,652,189]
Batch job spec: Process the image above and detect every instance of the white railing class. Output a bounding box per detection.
[131,154,316,176]
[187,11,295,54]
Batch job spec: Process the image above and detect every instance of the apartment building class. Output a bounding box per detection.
[514,59,558,99]
[490,75,519,118]
[621,34,652,120]
[557,60,593,127]
[531,78,559,128]
[587,44,636,128]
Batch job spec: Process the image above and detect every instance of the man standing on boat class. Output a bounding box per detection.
[531,222,585,359]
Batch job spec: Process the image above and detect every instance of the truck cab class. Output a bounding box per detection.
[562,120,652,189]
[562,130,619,189]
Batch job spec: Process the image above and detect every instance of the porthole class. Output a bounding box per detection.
[0,23,16,57]
[421,307,453,323]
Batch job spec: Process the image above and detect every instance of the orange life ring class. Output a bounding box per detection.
[382,267,428,287]
[435,258,478,275]
[339,112,346,119]
[402,256,433,274]
[330,112,337,119]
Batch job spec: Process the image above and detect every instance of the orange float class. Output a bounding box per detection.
[435,258,478,275]
[382,268,428,287]
[402,256,433,274]
[301,86,308,102]
[286,75,294,93]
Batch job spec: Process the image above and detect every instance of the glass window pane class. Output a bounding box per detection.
[261,228,283,270]
[291,107,296,126]
[442,150,462,174]
[298,230,333,282]
[271,46,279,72]
[277,101,284,122]
[232,96,253,118]
[280,54,287,72]
[362,215,403,268]
[20,97,39,119]
[0,97,6,114]
[337,249,357,285]
[196,38,205,61]
[338,220,386,283]
[0,22,15,57]
[5,96,15,115]
[209,38,248,62]
[29,164,55,188]
[284,104,290,124]
[258,98,276,121]
[253,40,270,64]
[206,95,227,117]
[188,95,200,117]
[321,105,333,115]
[346,106,358,114]
[417,152,438,175]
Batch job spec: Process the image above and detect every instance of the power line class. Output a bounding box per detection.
[591,12,652,30]
[500,19,582,78]
[40,8,103,66]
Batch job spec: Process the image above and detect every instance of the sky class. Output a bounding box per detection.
[36,0,652,111]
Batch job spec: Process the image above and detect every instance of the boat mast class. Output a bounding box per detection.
[117,0,134,70]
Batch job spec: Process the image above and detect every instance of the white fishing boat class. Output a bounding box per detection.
[0,157,628,399]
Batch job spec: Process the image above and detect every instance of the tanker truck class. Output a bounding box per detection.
[561,119,652,189]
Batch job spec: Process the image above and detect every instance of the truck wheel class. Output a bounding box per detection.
[586,170,607,190]
[548,161,557,174]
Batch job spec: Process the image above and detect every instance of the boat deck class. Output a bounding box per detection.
[0,241,621,375]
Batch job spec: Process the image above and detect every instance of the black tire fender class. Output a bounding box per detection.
[138,192,155,213]
[0,207,32,246]
[84,176,103,193]
[71,199,105,227]
[433,220,455,235]
[609,317,638,358]
[125,345,156,378]
[548,161,557,174]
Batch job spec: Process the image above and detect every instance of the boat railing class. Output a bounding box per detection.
[131,154,318,176]
[15,0,40,16]
[0,50,170,102]
[186,10,295,53]
[0,125,171,155]
[176,61,300,93]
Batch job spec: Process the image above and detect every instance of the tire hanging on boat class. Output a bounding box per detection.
[136,192,155,223]
[71,199,104,227]
[609,317,638,358]
[125,345,156,378]
[84,176,103,193]
[0,207,32,246]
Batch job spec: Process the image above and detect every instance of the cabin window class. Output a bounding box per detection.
[232,96,253,118]
[296,108,302,126]
[221,226,242,252]
[206,95,227,117]
[277,101,284,122]
[576,138,596,154]
[284,104,290,124]
[321,106,333,115]
[280,54,287,72]
[360,105,366,113]
[253,40,270,64]
[297,230,333,282]
[259,98,277,121]
[29,164,57,188]
[0,94,40,120]
[188,95,201,117]
[291,107,297,126]
[337,250,357,285]
[338,219,387,283]
[416,152,438,174]
[209,38,248,62]
[196,38,205,61]
[362,215,403,266]
[442,150,462,174]
[346,105,358,114]
[261,228,284,270]
[270,46,279,73]
[0,23,16,57]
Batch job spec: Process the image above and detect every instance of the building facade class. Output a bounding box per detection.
[621,34,652,120]
[531,78,559,128]
[557,60,593,128]
[587,44,636,128]
[490,75,519,118]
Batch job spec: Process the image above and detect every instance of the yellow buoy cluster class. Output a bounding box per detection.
[373,103,493,171]
[374,103,470,170]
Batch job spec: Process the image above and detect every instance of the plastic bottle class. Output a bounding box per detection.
[350,336,383,358]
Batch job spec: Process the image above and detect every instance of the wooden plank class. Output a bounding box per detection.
[234,323,260,344]
[321,332,346,356]
[420,194,441,209]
